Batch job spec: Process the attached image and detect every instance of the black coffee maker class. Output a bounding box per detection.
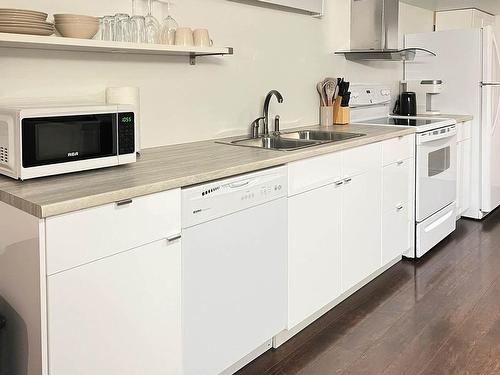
[393,92,417,116]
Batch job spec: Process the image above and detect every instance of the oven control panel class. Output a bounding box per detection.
[350,85,392,108]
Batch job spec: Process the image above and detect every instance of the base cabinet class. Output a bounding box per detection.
[341,169,382,292]
[47,239,182,375]
[286,137,413,333]
[288,182,342,328]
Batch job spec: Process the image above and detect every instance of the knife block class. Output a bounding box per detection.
[333,97,350,125]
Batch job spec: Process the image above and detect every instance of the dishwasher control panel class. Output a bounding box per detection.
[181,166,287,228]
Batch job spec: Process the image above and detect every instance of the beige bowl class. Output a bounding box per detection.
[54,14,97,21]
[55,21,99,39]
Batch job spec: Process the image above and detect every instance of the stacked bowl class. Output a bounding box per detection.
[54,14,99,39]
[0,8,54,36]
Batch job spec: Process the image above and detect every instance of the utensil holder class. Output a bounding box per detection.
[320,106,334,127]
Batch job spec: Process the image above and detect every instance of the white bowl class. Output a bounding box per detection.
[55,21,99,39]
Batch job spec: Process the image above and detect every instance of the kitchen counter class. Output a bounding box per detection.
[0,124,414,218]
[415,114,474,123]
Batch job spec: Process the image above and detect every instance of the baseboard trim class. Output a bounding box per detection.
[220,339,272,375]
[273,256,402,348]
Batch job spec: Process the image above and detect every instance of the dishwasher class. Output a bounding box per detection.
[181,166,288,375]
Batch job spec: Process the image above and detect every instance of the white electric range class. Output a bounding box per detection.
[349,85,458,258]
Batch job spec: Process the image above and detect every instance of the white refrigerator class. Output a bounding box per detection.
[405,27,500,219]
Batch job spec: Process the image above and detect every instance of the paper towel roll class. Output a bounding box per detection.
[106,87,141,153]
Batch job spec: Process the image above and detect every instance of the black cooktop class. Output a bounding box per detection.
[356,117,440,127]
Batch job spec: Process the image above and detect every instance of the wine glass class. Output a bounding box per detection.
[144,0,160,43]
[160,1,178,45]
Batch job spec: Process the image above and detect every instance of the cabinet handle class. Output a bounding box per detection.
[396,204,404,211]
[344,177,352,183]
[115,199,133,207]
[167,234,182,243]
[397,160,404,166]
[335,180,344,186]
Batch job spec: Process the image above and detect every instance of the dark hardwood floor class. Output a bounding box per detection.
[238,210,500,375]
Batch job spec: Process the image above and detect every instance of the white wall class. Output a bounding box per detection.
[0,0,432,148]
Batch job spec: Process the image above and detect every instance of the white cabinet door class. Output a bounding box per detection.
[47,238,182,375]
[381,158,413,264]
[288,181,342,329]
[341,169,382,292]
[382,203,410,265]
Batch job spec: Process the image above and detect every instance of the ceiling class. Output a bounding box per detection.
[402,0,500,15]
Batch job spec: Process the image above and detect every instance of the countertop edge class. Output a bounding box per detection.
[6,127,415,218]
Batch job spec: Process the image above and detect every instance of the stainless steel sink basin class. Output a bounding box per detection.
[281,130,365,142]
[218,130,366,151]
[228,136,321,151]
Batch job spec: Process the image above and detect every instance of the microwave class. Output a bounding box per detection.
[0,104,137,180]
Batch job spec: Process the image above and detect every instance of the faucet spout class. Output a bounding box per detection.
[262,90,283,136]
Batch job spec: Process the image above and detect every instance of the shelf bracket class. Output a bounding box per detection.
[189,48,234,65]
[190,53,196,65]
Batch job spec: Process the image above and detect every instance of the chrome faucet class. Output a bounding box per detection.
[262,90,283,136]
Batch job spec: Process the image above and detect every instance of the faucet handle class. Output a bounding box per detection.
[250,117,265,138]
[274,115,280,133]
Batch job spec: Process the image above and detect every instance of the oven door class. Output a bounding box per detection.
[21,113,117,169]
[416,126,457,222]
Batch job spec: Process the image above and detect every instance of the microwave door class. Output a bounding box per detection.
[22,113,117,168]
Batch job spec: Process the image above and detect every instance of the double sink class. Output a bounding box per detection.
[223,130,365,151]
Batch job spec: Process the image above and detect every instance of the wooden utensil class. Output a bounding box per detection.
[317,81,327,106]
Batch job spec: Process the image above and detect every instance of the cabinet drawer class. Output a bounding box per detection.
[382,158,413,212]
[288,152,342,196]
[382,203,410,265]
[382,135,414,166]
[46,189,181,275]
[343,142,382,177]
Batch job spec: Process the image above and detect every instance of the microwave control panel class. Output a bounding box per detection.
[118,112,135,155]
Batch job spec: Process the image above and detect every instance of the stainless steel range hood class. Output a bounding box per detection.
[335,0,436,61]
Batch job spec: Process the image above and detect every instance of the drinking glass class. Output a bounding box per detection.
[114,13,131,42]
[95,17,103,40]
[130,15,146,43]
[102,15,115,41]
[160,1,178,45]
[144,0,160,43]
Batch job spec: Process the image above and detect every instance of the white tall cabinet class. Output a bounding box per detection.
[435,9,495,31]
